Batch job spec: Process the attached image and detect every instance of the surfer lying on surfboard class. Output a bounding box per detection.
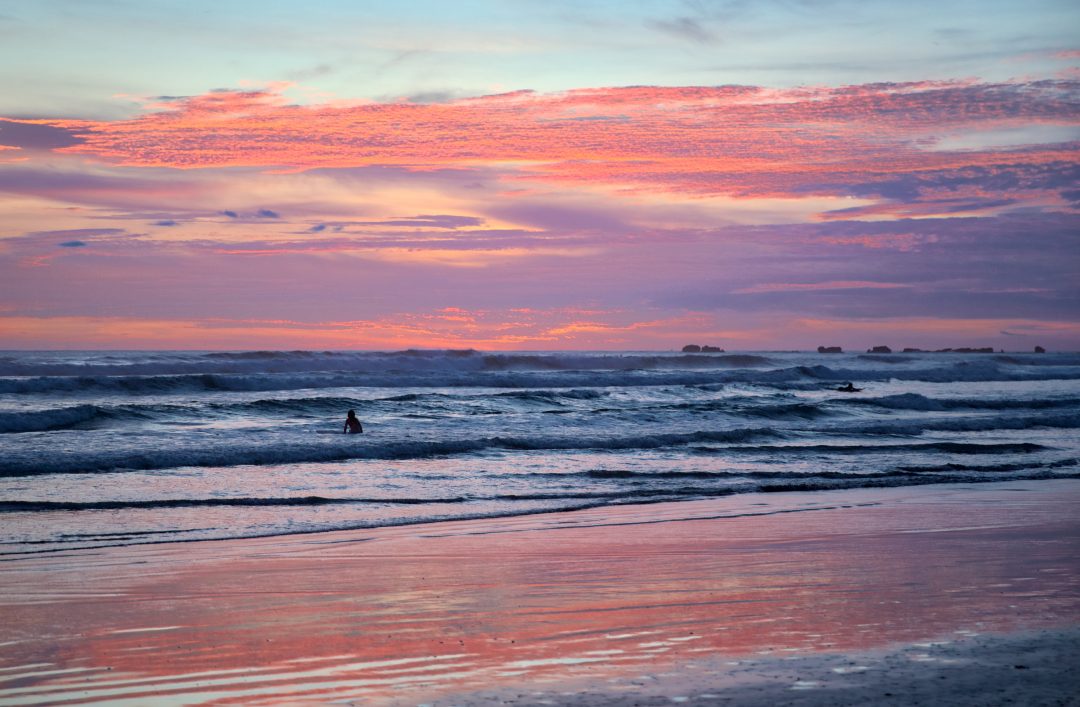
[836,382,863,392]
[344,409,364,434]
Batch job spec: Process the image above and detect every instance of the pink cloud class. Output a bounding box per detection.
[4,309,1078,351]
[0,308,708,350]
[17,80,1074,204]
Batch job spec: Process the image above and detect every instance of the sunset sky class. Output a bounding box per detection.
[1,0,1078,350]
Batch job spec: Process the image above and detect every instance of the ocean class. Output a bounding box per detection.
[2,349,1078,556]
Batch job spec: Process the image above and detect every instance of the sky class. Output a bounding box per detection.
[0,0,1078,351]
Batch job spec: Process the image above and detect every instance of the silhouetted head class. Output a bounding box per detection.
[347,409,356,418]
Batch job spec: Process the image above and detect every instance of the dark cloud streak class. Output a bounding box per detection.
[646,16,717,43]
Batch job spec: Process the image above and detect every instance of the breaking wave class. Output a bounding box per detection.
[0,427,781,476]
[4,348,1079,553]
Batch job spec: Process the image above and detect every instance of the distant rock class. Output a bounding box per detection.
[681,344,702,353]
[902,348,924,353]
[867,345,892,354]
[1035,345,1046,354]
[817,346,842,354]
[701,345,724,353]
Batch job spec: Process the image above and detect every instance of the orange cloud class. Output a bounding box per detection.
[4,308,1079,351]
[0,309,727,350]
[25,80,1076,203]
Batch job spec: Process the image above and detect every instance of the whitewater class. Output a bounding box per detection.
[1,349,1078,555]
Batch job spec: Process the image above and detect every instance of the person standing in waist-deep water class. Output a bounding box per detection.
[344,409,363,434]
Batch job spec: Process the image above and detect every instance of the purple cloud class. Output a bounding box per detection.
[0,120,83,150]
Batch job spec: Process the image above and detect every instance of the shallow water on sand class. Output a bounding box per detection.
[0,482,1077,705]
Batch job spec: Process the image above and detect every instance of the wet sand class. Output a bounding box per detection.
[0,479,1078,705]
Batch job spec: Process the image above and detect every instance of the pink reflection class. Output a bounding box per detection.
[0,482,1077,704]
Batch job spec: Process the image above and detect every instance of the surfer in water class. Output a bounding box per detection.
[837,382,862,392]
[344,409,363,434]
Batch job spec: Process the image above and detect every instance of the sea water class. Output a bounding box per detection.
[1,349,1078,554]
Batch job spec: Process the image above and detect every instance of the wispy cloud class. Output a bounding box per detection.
[646,16,717,44]
[24,80,1075,213]
[733,281,910,294]
[0,308,723,350]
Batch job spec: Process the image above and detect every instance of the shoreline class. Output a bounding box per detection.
[8,469,1080,557]
[1,479,1078,705]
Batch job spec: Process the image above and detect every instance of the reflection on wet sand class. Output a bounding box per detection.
[0,481,1077,705]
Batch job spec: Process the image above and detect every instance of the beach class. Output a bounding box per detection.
[2,479,1077,705]
[5,0,1080,703]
